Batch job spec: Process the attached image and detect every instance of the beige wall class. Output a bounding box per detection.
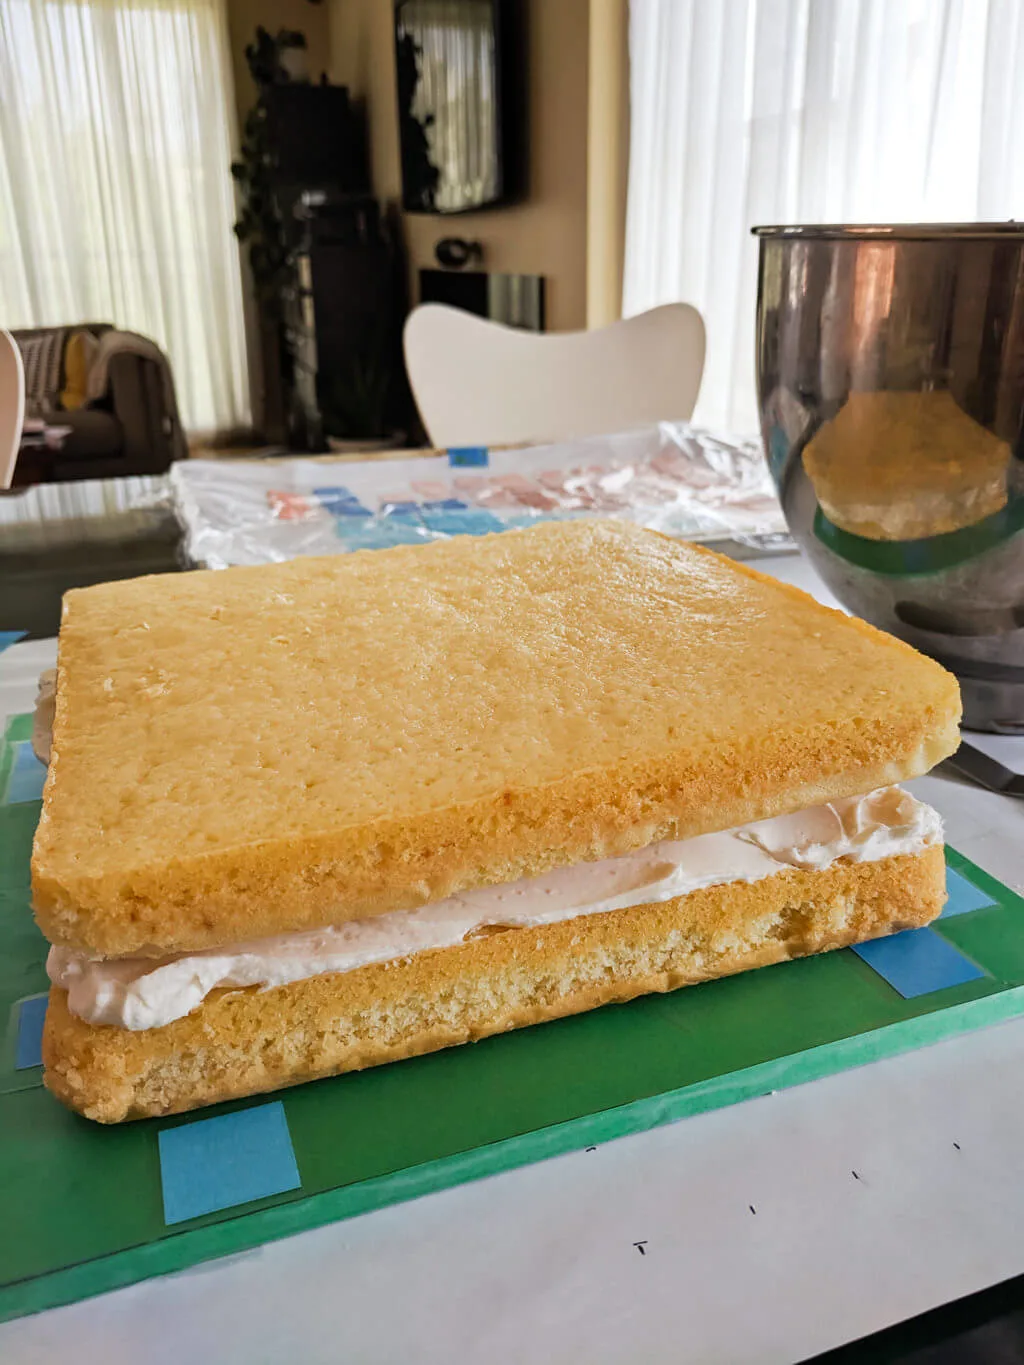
[329,0,590,332]
[587,0,629,327]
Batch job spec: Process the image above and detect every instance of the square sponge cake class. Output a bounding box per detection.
[34,520,962,1121]
[33,518,960,960]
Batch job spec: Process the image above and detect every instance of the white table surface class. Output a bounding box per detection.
[3,553,1024,1365]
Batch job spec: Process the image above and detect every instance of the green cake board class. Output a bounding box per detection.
[2,708,1023,1322]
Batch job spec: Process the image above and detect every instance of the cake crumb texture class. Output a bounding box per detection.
[32,520,960,956]
[42,846,946,1122]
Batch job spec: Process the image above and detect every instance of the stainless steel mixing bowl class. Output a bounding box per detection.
[753,223,1024,732]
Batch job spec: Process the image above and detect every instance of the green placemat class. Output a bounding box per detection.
[2,723,1022,1323]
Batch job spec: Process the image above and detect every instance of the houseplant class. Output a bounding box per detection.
[230,28,311,447]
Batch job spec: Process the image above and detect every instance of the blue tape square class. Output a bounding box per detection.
[0,630,27,651]
[380,500,424,521]
[313,486,372,517]
[422,498,469,511]
[942,865,997,918]
[419,506,507,537]
[5,742,46,804]
[852,926,985,999]
[15,995,47,1069]
[447,446,489,467]
[335,519,426,550]
[312,484,355,502]
[158,1102,301,1225]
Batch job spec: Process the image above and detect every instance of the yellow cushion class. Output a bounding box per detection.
[60,330,97,411]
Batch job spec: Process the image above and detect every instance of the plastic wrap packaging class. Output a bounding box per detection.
[170,425,792,570]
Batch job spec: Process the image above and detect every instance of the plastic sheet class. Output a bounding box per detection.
[170,425,791,570]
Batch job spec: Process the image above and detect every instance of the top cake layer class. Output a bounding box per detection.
[31,519,961,957]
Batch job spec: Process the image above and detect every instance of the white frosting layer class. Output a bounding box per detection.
[48,786,942,1032]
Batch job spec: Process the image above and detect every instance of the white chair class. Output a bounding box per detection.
[403,302,706,448]
[0,329,25,489]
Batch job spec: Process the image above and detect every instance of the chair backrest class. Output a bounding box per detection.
[403,302,705,448]
[0,329,25,490]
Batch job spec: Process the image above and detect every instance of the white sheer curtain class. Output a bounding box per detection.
[0,0,250,433]
[624,0,1024,434]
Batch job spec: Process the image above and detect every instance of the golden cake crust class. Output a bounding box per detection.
[43,846,946,1123]
[32,520,960,956]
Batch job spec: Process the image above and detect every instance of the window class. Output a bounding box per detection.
[625,0,1024,433]
[0,0,250,431]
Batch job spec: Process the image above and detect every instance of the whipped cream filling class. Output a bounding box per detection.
[48,786,942,1032]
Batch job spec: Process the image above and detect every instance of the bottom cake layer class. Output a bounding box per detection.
[43,846,946,1122]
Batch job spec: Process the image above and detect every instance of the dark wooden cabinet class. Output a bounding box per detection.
[264,85,369,196]
[285,197,407,449]
[257,84,406,449]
